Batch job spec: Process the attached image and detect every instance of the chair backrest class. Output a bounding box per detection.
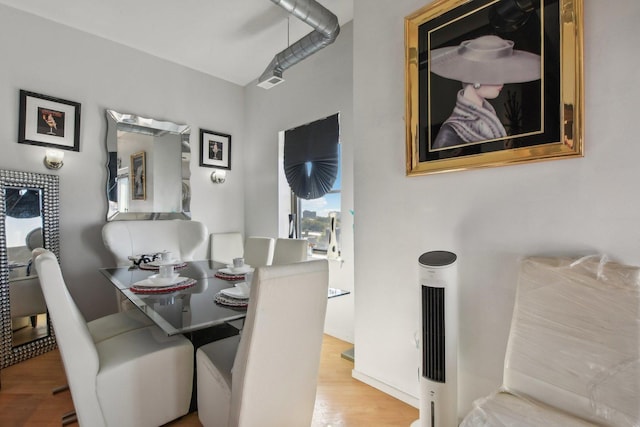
[503,256,640,426]
[102,220,208,266]
[25,227,43,250]
[9,276,47,318]
[22,228,44,277]
[34,249,105,427]
[243,236,274,267]
[229,259,329,427]
[210,232,244,265]
[271,238,308,265]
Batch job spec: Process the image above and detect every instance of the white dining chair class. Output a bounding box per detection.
[461,256,640,427]
[30,248,156,425]
[9,276,47,328]
[243,236,275,267]
[25,226,44,251]
[196,259,329,427]
[271,238,308,265]
[9,227,47,329]
[34,249,194,427]
[210,232,244,265]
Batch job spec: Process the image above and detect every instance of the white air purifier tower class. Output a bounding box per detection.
[411,250,458,427]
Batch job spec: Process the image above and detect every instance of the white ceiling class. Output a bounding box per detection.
[0,0,353,87]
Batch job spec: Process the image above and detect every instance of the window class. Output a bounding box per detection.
[282,113,341,255]
[294,151,341,254]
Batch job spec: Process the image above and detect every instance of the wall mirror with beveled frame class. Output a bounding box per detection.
[0,169,59,368]
[106,110,192,221]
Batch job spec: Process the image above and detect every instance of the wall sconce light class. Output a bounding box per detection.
[44,149,64,170]
[211,170,227,184]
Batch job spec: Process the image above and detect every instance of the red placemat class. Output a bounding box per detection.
[130,278,196,294]
[214,292,249,307]
[215,272,246,281]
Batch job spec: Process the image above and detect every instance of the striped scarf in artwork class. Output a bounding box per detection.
[443,90,506,143]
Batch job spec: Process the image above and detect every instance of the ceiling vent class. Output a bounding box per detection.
[257,73,285,89]
[258,0,340,89]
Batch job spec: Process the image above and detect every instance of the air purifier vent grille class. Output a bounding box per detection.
[422,286,445,382]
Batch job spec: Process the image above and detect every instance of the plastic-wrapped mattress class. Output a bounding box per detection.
[461,256,640,427]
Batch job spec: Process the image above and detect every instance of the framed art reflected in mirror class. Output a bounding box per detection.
[130,151,146,201]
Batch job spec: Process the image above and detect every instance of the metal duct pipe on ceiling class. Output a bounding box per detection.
[257,0,340,89]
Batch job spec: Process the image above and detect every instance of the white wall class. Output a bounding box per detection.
[0,5,246,320]
[353,0,640,416]
[244,23,355,342]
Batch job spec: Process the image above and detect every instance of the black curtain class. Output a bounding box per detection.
[4,188,41,218]
[284,113,339,200]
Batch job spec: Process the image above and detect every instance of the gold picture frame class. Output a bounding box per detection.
[130,151,146,200]
[405,0,583,176]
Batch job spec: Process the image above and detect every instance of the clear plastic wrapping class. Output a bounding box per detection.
[461,389,598,426]
[462,255,640,427]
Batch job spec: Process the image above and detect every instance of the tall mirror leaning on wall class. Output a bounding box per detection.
[1,170,59,368]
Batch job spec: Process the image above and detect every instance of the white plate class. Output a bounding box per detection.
[220,286,249,299]
[148,273,181,285]
[147,259,183,267]
[133,276,185,288]
[219,266,254,275]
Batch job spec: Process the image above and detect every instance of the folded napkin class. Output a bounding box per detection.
[128,252,162,267]
[214,292,249,307]
[130,278,196,294]
[139,261,188,271]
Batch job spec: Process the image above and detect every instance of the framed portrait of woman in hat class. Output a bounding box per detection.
[405,0,584,176]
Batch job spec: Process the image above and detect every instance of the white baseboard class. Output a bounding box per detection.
[351,368,419,408]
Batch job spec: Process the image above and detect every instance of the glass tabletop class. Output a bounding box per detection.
[100,259,351,336]
[100,260,247,336]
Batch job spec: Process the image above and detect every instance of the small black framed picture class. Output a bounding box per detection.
[18,90,81,152]
[199,128,231,170]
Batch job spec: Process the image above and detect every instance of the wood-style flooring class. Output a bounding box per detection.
[0,334,417,426]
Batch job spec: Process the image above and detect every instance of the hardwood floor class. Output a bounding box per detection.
[0,335,417,426]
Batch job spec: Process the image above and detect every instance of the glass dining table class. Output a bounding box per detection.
[100,259,350,412]
[100,260,246,337]
[99,259,350,340]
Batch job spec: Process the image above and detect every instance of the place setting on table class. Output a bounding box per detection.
[124,252,253,307]
[213,257,253,308]
[128,251,196,294]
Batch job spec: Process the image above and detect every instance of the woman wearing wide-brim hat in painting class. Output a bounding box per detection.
[431,34,541,149]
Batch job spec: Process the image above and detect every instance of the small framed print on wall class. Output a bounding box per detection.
[18,90,81,152]
[199,129,231,170]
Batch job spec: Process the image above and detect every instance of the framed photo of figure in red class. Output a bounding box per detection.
[18,90,81,152]
[405,0,583,176]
